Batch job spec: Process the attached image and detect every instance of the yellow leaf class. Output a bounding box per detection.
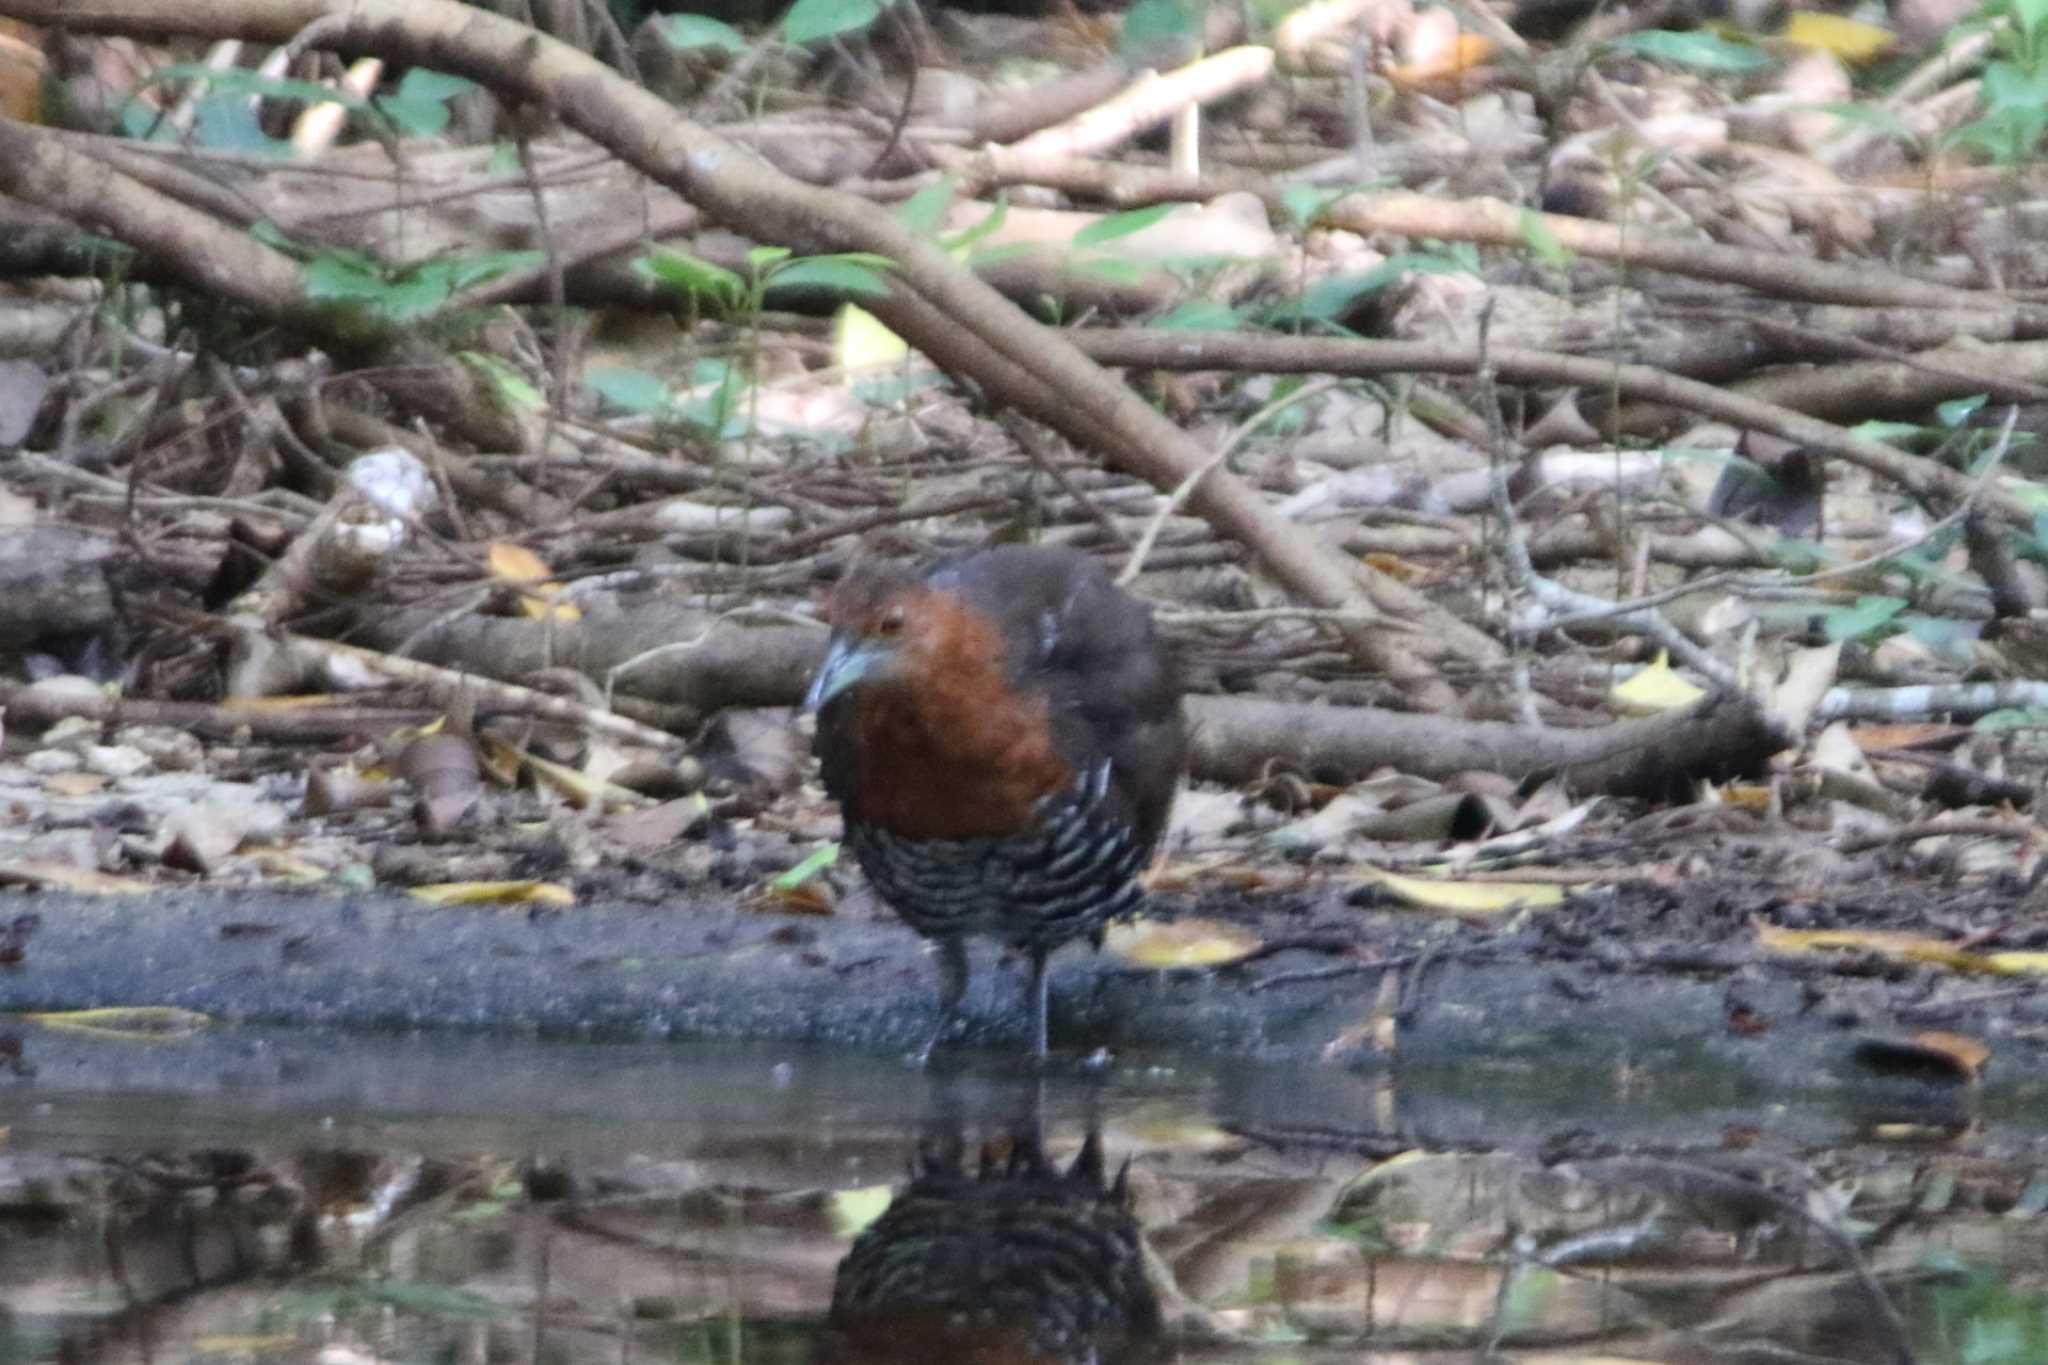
[487,540,553,584]
[409,880,575,907]
[0,860,155,894]
[1104,916,1261,968]
[828,1185,896,1238]
[509,743,645,811]
[194,1338,300,1354]
[20,1007,211,1041]
[1359,866,1567,915]
[1609,651,1705,716]
[1779,11,1896,62]
[1384,33,1493,90]
[487,540,580,621]
[244,849,334,882]
[1985,951,2048,976]
[519,591,581,623]
[1757,924,1992,972]
[1715,783,1773,811]
[835,302,907,376]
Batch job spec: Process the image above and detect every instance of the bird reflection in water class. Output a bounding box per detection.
[815,1080,1162,1365]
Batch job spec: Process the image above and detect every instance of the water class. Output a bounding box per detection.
[1,1027,2043,1364]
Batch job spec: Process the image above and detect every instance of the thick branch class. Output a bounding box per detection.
[0,0,1502,707]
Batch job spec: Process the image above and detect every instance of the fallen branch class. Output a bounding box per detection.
[1186,692,1792,798]
[1071,330,2018,522]
[15,0,1498,710]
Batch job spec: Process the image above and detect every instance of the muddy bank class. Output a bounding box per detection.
[0,883,2041,1134]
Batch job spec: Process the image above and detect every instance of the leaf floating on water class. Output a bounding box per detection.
[1104,917,1261,968]
[21,1007,212,1041]
[409,880,575,908]
[1358,866,1568,916]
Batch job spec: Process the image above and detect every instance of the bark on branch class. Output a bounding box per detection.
[0,0,1504,710]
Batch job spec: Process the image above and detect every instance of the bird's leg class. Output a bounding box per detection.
[915,937,971,1065]
[1026,946,1052,1058]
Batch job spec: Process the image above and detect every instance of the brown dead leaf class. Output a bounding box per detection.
[744,881,835,915]
[1850,723,1970,754]
[608,796,711,848]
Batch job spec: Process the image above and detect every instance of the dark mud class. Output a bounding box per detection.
[3,832,2044,1158]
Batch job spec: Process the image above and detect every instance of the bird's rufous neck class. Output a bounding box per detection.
[847,595,1074,840]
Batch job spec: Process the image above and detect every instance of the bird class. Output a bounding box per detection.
[805,543,1185,1058]
[816,1127,1160,1365]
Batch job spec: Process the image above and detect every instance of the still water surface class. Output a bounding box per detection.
[1,1027,2043,1364]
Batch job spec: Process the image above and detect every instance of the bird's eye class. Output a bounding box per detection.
[877,606,906,636]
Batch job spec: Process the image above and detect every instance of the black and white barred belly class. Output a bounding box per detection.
[846,761,1148,950]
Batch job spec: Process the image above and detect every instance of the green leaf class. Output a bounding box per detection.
[748,244,793,272]
[1903,614,1980,659]
[141,63,355,109]
[1071,257,1147,285]
[1821,594,1907,642]
[304,253,436,322]
[1937,393,1989,427]
[1072,204,1173,246]
[784,0,882,45]
[459,351,543,411]
[1121,0,1203,65]
[681,358,747,436]
[896,179,956,235]
[658,14,749,53]
[1975,705,2048,732]
[1849,419,1927,444]
[1517,208,1571,265]
[422,249,546,294]
[249,220,301,255]
[636,248,746,310]
[942,195,1009,252]
[584,366,669,414]
[767,257,892,297]
[773,843,840,891]
[1150,299,1243,329]
[188,92,292,156]
[1279,183,1345,228]
[380,69,478,137]
[1608,29,1772,72]
[1274,252,1471,324]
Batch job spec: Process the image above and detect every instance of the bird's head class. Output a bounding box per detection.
[805,566,992,713]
